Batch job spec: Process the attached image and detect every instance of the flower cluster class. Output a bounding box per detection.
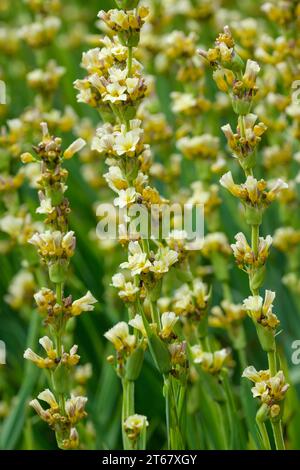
[22,124,96,449]
[199,27,260,114]
[30,391,87,449]
[220,172,289,237]
[243,366,289,419]
[231,232,272,270]
[74,36,148,115]
[191,345,231,375]
[124,414,149,445]
[98,6,149,46]
[202,21,291,449]
[243,290,279,330]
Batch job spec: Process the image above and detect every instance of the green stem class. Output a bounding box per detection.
[256,420,271,450]
[163,375,185,450]
[267,350,277,376]
[271,421,285,450]
[54,282,66,424]
[122,379,135,450]
[55,282,64,355]
[149,299,161,329]
[141,238,150,256]
[251,224,260,296]
[127,46,133,76]
[239,115,246,139]
[251,224,259,258]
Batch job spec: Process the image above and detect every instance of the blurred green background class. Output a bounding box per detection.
[1,0,300,450]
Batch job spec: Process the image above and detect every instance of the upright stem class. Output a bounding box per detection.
[163,374,185,450]
[267,350,277,377]
[251,225,259,259]
[55,282,63,355]
[54,282,66,430]
[149,298,161,329]
[272,421,285,450]
[127,46,133,77]
[122,379,135,450]
[256,420,271,450]
[251,225,285,450]
[239,115,246,139]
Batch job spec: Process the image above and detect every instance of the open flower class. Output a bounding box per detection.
[150,247,178,275]
[36,198,54,214]
[104,166,128,193]
[220,171,288,208]
[63,138,86,159]
[191,345,230,374]
[38,389,59,410]
[243,290,279,329]
[243,366,289,406]
[243,59,260,88]
[111,272,139,302]
[231,232,272,269]
[129,314,146,337]
[114,129,141,156]
[120,241,151,275]
[160,312,178,339]
[39,336,57,360]
[71,291,97,316]
[124,414,149,441]
[114,187,137,208]
[23,348,55,369]
[104,321,136,353]
[103,82,127,103]
[29,230,76,259]
[65,396,88,425]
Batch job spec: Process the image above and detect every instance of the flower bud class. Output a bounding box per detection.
[63,138,86,160]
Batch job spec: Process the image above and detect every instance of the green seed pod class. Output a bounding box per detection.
[125,346,144,381]
[232,97,252,115]
[231,53,245,73]
[250,266,266,292]
[49,260,69,283]
[244,206,263,226]
[240,150,257,172]
[53,362,70,394]
[127,31,140,47]
[256,403,269,423]
[47,189,64,206]
[138,302,171,374]
[147,333,172,374]
[255,322,275,353]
